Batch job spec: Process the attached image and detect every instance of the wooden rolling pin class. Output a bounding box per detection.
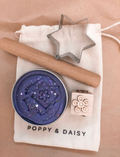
[0,37,101,87]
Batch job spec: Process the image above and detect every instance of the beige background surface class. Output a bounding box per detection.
[0,0,120,156]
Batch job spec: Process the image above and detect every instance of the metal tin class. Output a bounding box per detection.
[12,69,68,125]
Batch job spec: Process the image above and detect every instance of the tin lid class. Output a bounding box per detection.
[12,69,68,125]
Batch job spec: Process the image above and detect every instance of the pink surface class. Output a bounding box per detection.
[0,0,120,156]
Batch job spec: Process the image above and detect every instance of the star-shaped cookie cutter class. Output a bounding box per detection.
[47,14,96,63]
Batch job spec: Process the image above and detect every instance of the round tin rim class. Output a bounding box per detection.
[11,69,68,125]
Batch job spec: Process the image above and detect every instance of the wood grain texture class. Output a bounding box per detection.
[0,37,101,87]
[1,0,120,156]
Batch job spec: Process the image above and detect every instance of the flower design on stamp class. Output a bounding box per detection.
[72,95,89,113]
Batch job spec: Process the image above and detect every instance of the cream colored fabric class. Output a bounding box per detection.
[14,24,102,152]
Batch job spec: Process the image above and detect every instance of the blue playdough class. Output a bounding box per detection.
[12,70,67,125]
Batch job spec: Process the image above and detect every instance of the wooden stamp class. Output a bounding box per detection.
[71,90,94,116]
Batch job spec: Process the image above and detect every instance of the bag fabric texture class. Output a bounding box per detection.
[14,24,103,152]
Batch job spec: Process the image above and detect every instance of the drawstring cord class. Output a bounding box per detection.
[15,22,120,44]
[97,22,120,44]
[15,30,22,39]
